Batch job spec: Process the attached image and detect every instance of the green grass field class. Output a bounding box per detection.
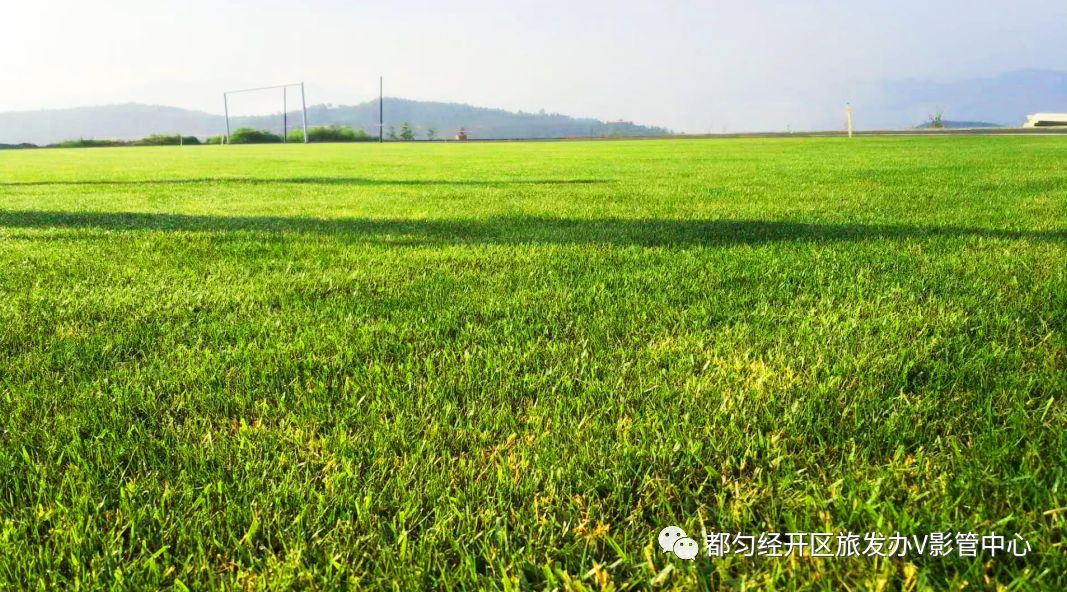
[1,137,1065,590]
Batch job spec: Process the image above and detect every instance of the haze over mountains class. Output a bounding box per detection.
[1,70,1065,144]
[855,69,1067,129]
[0,99,669,145]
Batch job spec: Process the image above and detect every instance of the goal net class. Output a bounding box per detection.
[222,82,308,143]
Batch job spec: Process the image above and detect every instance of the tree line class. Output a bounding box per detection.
[0,123,437,149]
[211,123,435,144]
[1,134,201,149]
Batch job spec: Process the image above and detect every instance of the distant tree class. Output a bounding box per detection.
[387,125,398,141]
[287,125,372,143]
[50,138,129,148]
[399,122,415,141]
[134,134,200,146]
[228,128,283,144]
[928,111,945,129]
[426,127,437,141]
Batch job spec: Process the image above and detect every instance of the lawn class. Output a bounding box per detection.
[0,137,1064,590]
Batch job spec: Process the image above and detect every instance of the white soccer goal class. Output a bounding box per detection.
[222,82,309,144]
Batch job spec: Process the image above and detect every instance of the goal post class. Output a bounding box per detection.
[222,82,309,144]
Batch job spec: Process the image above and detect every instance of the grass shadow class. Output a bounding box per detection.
[0,210,1064,247]
[0,177,607,188]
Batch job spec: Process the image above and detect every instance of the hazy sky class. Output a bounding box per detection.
[3,0,1065,132]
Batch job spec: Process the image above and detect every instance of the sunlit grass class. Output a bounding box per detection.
[0,137,1065,589]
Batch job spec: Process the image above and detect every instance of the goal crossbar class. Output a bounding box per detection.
[223,82,308,144]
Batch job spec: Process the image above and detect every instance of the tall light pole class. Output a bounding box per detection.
[846,103,855,138]
[379,76,384,143]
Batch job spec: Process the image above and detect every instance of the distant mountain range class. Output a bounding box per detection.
[2,70,1064,143]
[860,69,1067,129]
[914,120,1002,129]
[0,99,669,145]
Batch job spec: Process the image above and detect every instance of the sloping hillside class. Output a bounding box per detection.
[0,99,669,144]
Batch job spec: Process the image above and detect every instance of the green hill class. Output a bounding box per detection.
[240,98,669,140]
[0,99,669,145]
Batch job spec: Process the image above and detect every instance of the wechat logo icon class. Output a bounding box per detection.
[658,526,699,561]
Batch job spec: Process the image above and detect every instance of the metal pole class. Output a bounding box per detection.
[283,87,287,143]
[846,103,854,138]
[300,82,309,143]
[379,76,384,143]
[223,93,231,144]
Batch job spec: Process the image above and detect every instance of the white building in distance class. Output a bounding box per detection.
[1023,113,1067,127]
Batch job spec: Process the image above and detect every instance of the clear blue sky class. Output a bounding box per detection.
[3,0,1065,132]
